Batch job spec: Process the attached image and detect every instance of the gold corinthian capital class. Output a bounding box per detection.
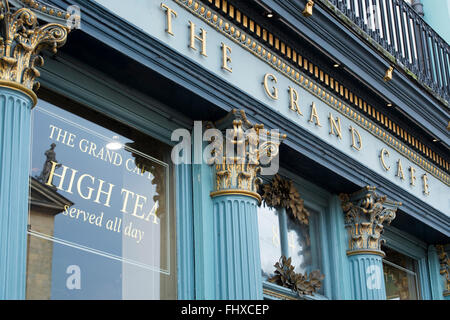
[0,0,72,106]
[208,109,286,203]
[339,186,402,257]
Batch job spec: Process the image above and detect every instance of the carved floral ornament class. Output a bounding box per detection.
[268,256,324,296]
[260,174,310,225]
[0,0,71,105]
[209,109,286,202]
[339,186,402,257]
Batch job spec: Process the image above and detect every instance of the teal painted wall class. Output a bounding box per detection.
[422,0,450,44]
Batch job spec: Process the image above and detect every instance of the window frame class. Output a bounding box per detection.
[382,225,433,300]
[35,52,196,300]
[258,167,332,300]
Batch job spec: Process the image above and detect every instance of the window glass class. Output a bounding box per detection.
[26,96,176,300]
[383,247,420,300]
[258,206,282,279]
[286,214,312,275]
[258,199,322,294]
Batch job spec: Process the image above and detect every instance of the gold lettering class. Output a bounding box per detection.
[221,42,232,73]
[289,86,302,116]
[65,168,78,194]
[309,102,322,127]
[329,113,342,139]
[263,73,278,100]
[349,126,362,151]
[409,166,416,186]
[120,188,134,214]
[161,3,178,36]
[380,148,391,171]
[132,194,147,219]
[189,21,207,57]
[77,174,96,200]
[145,202,160,224]
[94,179,115,207]
[79,139,89,153]
[46,162,68,191]
[422,174,430,195]
[396,159,405,180]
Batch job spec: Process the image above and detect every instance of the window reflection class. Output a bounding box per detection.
[26,96,176,300]
[286,217,312,275]
[383,247,420,300]
[258,201,321,292]
[257,205,282,280]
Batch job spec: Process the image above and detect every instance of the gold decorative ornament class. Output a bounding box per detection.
[302,0,314,17]
[384,66,394,82]
[260,174,309,225]
[175,0,450,186]
[339,186,402,256]
[268,256,324,296]
[209,109,286,202]
[0,0,71,106]
[436,245,450,297]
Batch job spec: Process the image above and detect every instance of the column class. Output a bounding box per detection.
[0,4,69,299]
[209,109,285,299]
[428,245,444,300]
[339,186,401,300]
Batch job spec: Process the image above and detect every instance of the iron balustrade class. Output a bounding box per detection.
[318,0,450,104]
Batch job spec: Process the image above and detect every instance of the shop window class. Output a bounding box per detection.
[258,190,323,297]
[26,93,176,300]
[383,246,421,300]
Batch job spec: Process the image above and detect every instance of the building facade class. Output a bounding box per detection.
[0,0,449,300]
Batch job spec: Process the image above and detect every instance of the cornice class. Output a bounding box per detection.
[252,0,450,148]
[174,0,449,184]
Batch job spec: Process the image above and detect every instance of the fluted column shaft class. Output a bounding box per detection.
[0,88,33,299]
[348,253,387,300]
[212,195,263,299]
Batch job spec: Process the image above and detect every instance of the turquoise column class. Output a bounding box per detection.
[326,195,353,299]
[0,5,69,299]
[0,87,34,300]
[347,253,386,300]
[428,245,444,300]
[339,186,401,300]
[211,194,262,299]
[208,109,285,299]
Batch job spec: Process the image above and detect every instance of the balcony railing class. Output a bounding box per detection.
[318,0,450,105]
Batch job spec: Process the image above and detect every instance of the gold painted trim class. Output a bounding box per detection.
[175,0,450,185]
[210,189,262,202]
[347,250,386,258]
[263,288,298,300]
[0,81,38,106]
[443,291,450,297]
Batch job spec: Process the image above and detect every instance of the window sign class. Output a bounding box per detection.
[26,100,175,300]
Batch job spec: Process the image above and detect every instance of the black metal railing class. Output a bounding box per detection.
[319,0,450,104]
